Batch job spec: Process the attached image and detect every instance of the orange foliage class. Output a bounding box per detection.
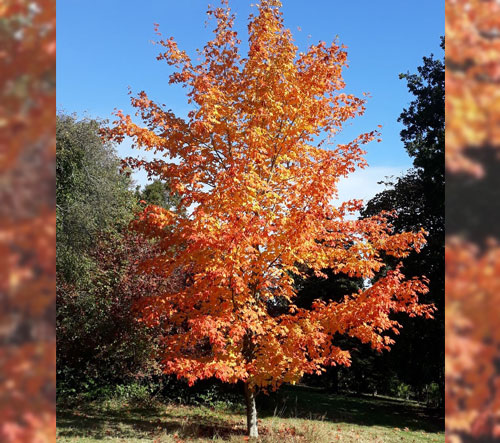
[0,0,55,441]
[105,0,433,393]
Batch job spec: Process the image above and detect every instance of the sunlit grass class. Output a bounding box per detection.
[57,386,444,442]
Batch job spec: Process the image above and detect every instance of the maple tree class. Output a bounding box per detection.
[105,0,433,436]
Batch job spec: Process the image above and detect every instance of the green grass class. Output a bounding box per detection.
[57,385,444,442]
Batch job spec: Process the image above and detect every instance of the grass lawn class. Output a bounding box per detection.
[57,385,444,442]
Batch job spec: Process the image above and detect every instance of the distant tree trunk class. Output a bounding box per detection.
[439,378,445,408]
[244,382,258,438]
[329,366,339,393]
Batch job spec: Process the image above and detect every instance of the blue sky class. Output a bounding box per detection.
[57,1,443,198]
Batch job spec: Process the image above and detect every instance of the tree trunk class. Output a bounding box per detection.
[244,382,258,438]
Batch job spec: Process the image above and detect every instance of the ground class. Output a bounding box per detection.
[57,385,444,442]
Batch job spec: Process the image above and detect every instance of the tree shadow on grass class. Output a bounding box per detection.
[57,407,247,441]
[57,386,444,440]
[258,385,444,434]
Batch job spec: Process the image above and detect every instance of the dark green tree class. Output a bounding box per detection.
[56,114,157,392]
[135,179,182,211]
[56,114,136,285]
[361,39,444,404]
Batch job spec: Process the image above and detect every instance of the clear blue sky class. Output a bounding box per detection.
[57,1,443,195]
